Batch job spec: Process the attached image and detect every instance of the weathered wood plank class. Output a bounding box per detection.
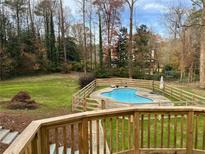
[154,114,157,148]
[141,114,144,148]
[161,114,164,148]
[134,112,140,154]
[187,111,194,154]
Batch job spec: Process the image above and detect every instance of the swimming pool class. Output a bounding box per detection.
[101,88,153,104]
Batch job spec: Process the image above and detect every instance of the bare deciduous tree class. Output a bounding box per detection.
[125,0,137,78]
[59,0,67,62]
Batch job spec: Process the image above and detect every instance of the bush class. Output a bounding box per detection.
[111,67,128,78]
[79,74,95,88]
[132,67,145,79]
[95,68,110,78]
[61,62,72,74]
[71,62,84,72]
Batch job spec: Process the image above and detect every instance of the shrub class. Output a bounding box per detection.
[79,74,95,88]
[111,67,128,78]
[95,68,110,78]
[61,62,72,73]
[132,67,145,79]
[71,62,84,72]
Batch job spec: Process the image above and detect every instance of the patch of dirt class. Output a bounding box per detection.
[0,105,77,153]
[0,112,33,153]
[7,91,39,110]
[0,144,8,154]
[0,109,75,153]
[0,112,33,133]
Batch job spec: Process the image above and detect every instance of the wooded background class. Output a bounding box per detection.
[1,0,205,88]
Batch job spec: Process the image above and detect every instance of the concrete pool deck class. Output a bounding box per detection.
[90,87,172,108]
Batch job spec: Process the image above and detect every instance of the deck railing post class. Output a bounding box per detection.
[134,112,140,154]
[40,126,49,154]
[31,132,38,154]
[187,111,194,154]
[81,118,89,154]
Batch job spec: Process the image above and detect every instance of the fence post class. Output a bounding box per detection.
[180,89,183,100]
[83,98,87,112]
[187,111,194,154]
[192,94,195,102]
[152,80,154,92]
[71,96,75,112]
[101,100,105,110]
[133,112,140,154]
[163,83,165,96]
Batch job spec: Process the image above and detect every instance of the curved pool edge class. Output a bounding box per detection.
[90,87,172,107]
[101,88,153,104]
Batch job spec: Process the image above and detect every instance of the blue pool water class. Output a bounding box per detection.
[101,88,153,104]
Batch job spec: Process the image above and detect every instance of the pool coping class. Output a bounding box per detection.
[90,87,172,107]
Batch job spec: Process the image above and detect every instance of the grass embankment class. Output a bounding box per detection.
[0,74,79,117]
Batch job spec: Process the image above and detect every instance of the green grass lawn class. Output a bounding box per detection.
[170,82,205,98]
[105,114,204,153]
[0,74,79,117]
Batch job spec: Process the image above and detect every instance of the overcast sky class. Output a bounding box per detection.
[64,0,192,38]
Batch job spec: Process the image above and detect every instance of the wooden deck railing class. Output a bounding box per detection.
[6,78,205,153]
[72,80,96,111]
[4,106,205,154]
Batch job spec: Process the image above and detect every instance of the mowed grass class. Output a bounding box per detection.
[170,82,205,98]
[0,74,79,116]
[105,115,204,153]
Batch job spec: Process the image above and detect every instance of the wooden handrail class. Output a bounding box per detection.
[4,106,205,154]
[73,80,96,97]
[72,80,96,111]
[3,121,41,154]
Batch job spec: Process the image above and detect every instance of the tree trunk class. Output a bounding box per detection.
[188,63,193,83]
[180,29,186,82]
[94,25,97,69]
[128,1,134,78]
[200,3,205,88]
[83,0,87,74]
[16,4,20,37]
[89,9,93,70]
[107,21,111,68]
[28,0,35,38]
[99,13,103,69]
[60,0,67,63]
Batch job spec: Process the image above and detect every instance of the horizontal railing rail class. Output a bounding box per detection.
[72,80,96,111]
[4,106,205,154]
[153,81,205,103]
